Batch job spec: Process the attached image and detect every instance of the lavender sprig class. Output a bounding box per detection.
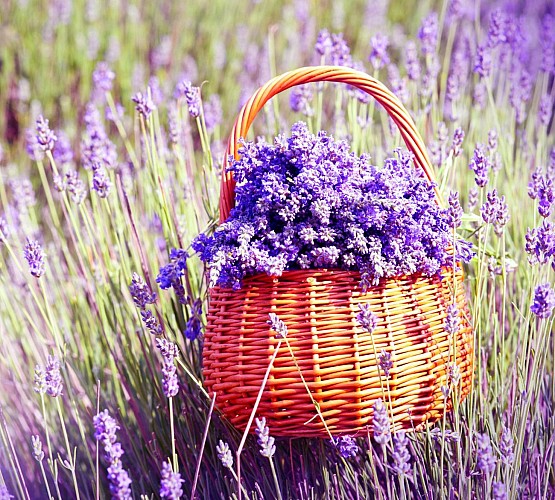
[93,410,132,499]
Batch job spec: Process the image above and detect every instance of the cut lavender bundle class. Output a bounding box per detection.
[193,122,471,291]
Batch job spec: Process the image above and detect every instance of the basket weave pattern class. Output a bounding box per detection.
[203,66,474,438]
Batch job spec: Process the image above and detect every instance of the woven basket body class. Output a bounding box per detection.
[203,66,474,438]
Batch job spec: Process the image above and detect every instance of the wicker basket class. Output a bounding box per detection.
[203,66,474,438]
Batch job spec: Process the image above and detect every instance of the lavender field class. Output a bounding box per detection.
[0,0,554,498]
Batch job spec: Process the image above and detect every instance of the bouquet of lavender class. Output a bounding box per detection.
[193,122,471,290]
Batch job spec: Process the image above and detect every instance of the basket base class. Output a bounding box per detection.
[203,268,474,438]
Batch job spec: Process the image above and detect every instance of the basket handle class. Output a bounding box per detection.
[219,65,437,222]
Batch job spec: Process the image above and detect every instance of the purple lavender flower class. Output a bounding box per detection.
[474,45,492,78]
[476,433,496,475]
[378,349,393,378]
[34,365,46,394]
[487,10,508,48]
[175,81,201,118]
[369,34,389,70]
[129,273,157,309]
[492,482,507,500]
[487,129,498,153]
[255,417,275,458]
[418,12,439,55]
[392,431,411,476]
[499,426,514,465]
[45,355,63,397]
[450,128,465,157]
[159,461,184,499]
[132,91,155,119]
[525,221,555,266]
[24,239,46,278]
[356,303,378,333]
[156,249,189,304]
[430,428,461,443]
[315,29,332,57]
[539,95,552,127]
[480,189,510,236]
[93,409,132,499]
[469,145,490,187]
[92,166,112,198]
[93,61,115,94]
[184,299,203,341]
[65,170,87,204]
[531,283,555,318]
[373,398,390,445]
[81,103,117,170]
[141,310,163,336]
[267,312,288,339]
[445,303,459,336]
[216,440,233,469]
[32,435,44,462]
[329,33,352,67]
[35,115,57,152]
[158,340,179,398]
[541,14,555,74]
[331,435,358,459]
[0,486,13,499]
[446,191,463,228]
[290,85,314,116]
[405,40,421,81]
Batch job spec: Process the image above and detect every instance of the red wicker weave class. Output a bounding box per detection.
[203,66,474,438]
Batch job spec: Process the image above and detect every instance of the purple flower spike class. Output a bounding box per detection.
[93,410,132,499]
[92,167,112,198]
[255,417,276,458]
[45,355,63,397]
[129,273,157,310]
[175,80,201,118]
[531,283,555,318]
[267,313,288,339]
[492,481,507,500]
[93,61,115,94]
[24,239,46,278]
[476,433,496,475]
[35,115,57,152]
[290,85,314,117]
[469,145,490,188]
[450,128,465,157]
[32,435,44,462]
[373,398,390,445]
[405,41,421,81]
[315,29,332,57]
[499,426,515,465]
[159,461,184,499]
[480,189,510,236]
[157,339,179,398]
[216,440,233,469]
[392,431,411,476]
[446,191,463,228]
[418,12,439,55]
[369,34,390,70]
[156,249,189,304]
[132,91,156,118]
[445,303,459,336]
[0,485,13,499]
[356,303,378,333]
[331,435,358,459]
